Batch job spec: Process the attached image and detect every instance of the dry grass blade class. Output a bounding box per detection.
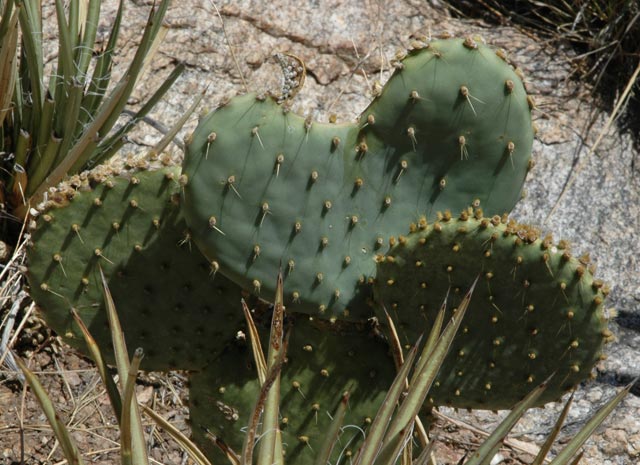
[206,430,241,465]
[14,355,87,465]
[242,298,267,384]
[531,391,575,465]
[99,267,148,465]
[413,435,438,465]
[143,406,213,465]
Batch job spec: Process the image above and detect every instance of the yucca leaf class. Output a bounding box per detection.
[377,417,415,465]
[75,0,100,78]
[548,382,632,465]
[77,0,123,132]
[27,131,61,196]
[413,436,437,465]
[353,338,420,465]
[0,0,15,38]
[314,391,351,465]
[95,0,171,138]
[149,86,204,157]
[28,76,130,200]
[382,280,476,451]
[54,0,74,84]
[531,391,575,465]
[567,451,584,465]
[411,291,448,381]
[143,406,213,465]
[67,0,80,53]
[99,267,149,465]
[54,80,85,166]
[383,306,432,452]
[463,380,549,465]
[0,6,18,129]
[92,62,185,166]
[257,271,286,465]
[69,308,123,422]
[15,355,87,465]
[241,343,288,465]
[30,91,55,167]
[120,348,145,465]
[16,0,44,122]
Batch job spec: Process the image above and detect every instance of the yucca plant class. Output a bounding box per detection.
[192,273,631,465]
[0,0,183,241]
[15,265,631,465]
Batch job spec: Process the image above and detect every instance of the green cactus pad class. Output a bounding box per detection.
[181,37,534,322]
[188,314,395,464]
[27,167,248,371]
[374,213,610,409]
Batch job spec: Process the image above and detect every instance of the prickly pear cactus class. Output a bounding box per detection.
[188,314,395,464]
[374,212,611,409]
[181,37,535,323]
[27,167,248,371]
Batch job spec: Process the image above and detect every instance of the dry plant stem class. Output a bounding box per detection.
[0,287,27,376]
[430,409,548,460]
[208,0,248,92]
[0,302,34,370]
[546,59,640,222]
[242,298,267,384]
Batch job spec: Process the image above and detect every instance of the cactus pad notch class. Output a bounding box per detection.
[27,167,248,371]
[374,213,611,409]
[181,36,536,323]
[188,314,396,465]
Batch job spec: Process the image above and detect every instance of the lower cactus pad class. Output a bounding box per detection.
[374,213,611,409]
[188,314,395,464]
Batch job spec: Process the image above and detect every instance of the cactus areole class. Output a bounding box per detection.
[181,37,535,321]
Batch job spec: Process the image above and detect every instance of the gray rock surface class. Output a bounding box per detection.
[71,1,640,463]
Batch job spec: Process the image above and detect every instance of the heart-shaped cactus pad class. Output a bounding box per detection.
[182,37,535,322]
